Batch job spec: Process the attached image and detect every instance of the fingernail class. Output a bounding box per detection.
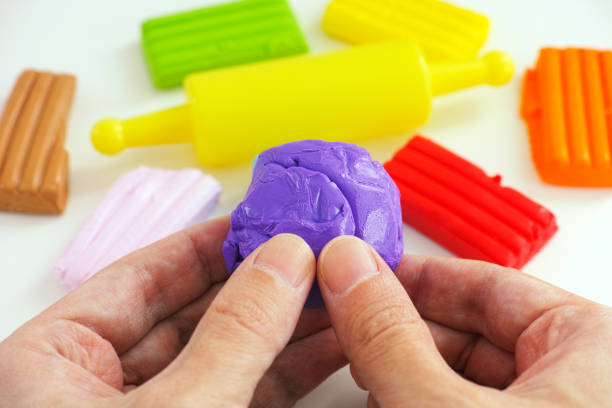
[319,236,379,295]
[253,234,314,287]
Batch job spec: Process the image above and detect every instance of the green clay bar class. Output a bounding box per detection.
[141,0,309,89]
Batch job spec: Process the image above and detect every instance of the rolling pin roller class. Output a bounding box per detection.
[92,41,514,167]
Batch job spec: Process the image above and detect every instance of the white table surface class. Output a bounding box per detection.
[1,0,611,406]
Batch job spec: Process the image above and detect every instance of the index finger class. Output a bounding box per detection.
[43,216,230,354]
[395,255,586,351]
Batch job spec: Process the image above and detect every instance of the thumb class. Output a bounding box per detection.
[317,236,471,406]
[134,234,316,406]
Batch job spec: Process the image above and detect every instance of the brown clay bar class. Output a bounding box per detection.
[0,70,76,214]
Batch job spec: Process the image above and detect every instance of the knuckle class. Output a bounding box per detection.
[210,294,277,342]
[344,300,421,360]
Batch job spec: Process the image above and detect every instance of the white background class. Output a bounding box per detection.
[1,0,611,406]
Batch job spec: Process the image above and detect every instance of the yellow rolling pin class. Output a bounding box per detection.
[92,41,513,167]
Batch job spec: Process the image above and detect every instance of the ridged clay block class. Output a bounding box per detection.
[384,136,558,269]
[322,0,490,60]
[142,0,309,89]
[0,70,76,214]
[53,167,222,290]
[521,48,612,187]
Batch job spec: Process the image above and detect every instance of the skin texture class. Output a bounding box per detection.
[0,217,345,408]
[0,217,611,407]
[318,236,612,408]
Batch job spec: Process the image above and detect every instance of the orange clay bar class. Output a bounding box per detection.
[521,48,612,187]
[0,70,76,214]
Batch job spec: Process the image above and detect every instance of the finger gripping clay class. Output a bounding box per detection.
[142,0,308,89]
[385,136,558,269]
[54,167,221,290]
[0,70,76,214]
[92,41,514,167]
[223,140,404,307]
[322,0,490,60]
[521,48,612,187]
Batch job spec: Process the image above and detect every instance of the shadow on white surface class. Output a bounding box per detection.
[114,42,153,100]
[425,93,490,134]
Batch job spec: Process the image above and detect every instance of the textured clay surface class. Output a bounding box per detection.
[223,140,403,307]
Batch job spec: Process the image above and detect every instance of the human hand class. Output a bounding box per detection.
[317,236,612,407]
[0,217,346,408]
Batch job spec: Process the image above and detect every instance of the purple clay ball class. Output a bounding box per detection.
[222,140,404,307]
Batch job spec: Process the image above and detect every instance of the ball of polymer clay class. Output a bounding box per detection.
[222,140,403,307]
